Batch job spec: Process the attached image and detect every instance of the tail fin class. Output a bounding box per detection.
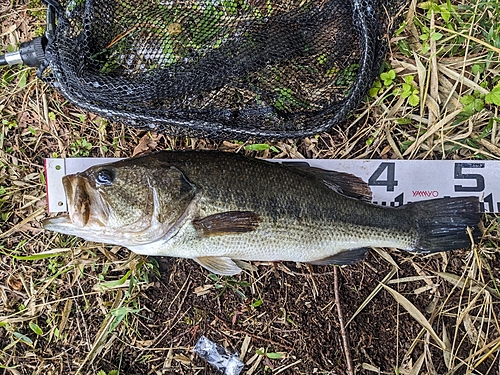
[404,197,480,253]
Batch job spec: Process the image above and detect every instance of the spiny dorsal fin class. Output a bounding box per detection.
[284,163,372,202]
[193,211,261,236]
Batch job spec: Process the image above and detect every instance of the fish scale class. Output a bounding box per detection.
[43,151,481,275]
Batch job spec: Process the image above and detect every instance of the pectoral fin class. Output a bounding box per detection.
[193,211,261,236]
[194,256,243,275]
[309,248,370,265]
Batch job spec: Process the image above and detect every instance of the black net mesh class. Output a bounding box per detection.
[39,0,407,139]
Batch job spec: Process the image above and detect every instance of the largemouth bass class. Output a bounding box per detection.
[43,151,480,275]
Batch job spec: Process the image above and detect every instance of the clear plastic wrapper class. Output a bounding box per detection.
[194,335,244,375]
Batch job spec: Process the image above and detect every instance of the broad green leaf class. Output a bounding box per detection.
[400,84,412,98]
[419,33,429,41]
[18,71,28,88]
[460,95,484,114]
[97,270,131,290]
[13,332,33,346]
[110,306,140,317]
[460,95,475,106]
[408,94,420,107]
[369,87,381,97]
[431,32,443,41]
[403,75,415,84]
[266,352,285,359]
[485,87,500,106]
[251,298,263,308]
[417,1,435,9]
[109,306,141,332]
[29,322,43,336]
[473,99,484,112]
[380,70,395,86]
[440,8,450,22]
[471,64,484,75]
[417,1,441,14]
[108,310,128,332]
[244,144,270,151]
[396,118,412,125]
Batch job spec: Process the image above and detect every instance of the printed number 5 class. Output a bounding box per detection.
[368,162,398,192]
[454,163,485,192]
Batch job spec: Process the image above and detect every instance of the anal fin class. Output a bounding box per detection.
[309,248,370,266]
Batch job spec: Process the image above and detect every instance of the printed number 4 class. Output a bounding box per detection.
[368,162,398,192]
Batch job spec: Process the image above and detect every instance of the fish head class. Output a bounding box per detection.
[43,157,197,246]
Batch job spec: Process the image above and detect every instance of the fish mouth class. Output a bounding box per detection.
[61,174,109,228]
[62,174,90,227]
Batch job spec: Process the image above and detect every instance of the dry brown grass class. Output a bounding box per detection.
[0,0,499,374]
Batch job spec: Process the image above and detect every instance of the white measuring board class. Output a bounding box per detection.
[44,157,500,213]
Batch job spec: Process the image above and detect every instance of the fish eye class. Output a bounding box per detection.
[96,169,115,185]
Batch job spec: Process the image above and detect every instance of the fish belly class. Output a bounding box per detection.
[128,218,416,262]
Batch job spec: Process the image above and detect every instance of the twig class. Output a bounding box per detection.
[0,206,46,239]
[151,279,192,346]
[131,277,193,363]
[211,314,295,351]
[334,266,354,375]
[106,26,138,48]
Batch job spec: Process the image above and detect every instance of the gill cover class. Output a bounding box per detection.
[79,161,197,231]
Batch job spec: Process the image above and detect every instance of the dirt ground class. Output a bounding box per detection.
[1,0,500,375]
[1,240,499,374]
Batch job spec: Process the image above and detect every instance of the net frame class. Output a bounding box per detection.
[38,0,407,139]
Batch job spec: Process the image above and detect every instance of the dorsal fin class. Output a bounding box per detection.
[283,162,372,202]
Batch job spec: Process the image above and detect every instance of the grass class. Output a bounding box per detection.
[0,0,499,374]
